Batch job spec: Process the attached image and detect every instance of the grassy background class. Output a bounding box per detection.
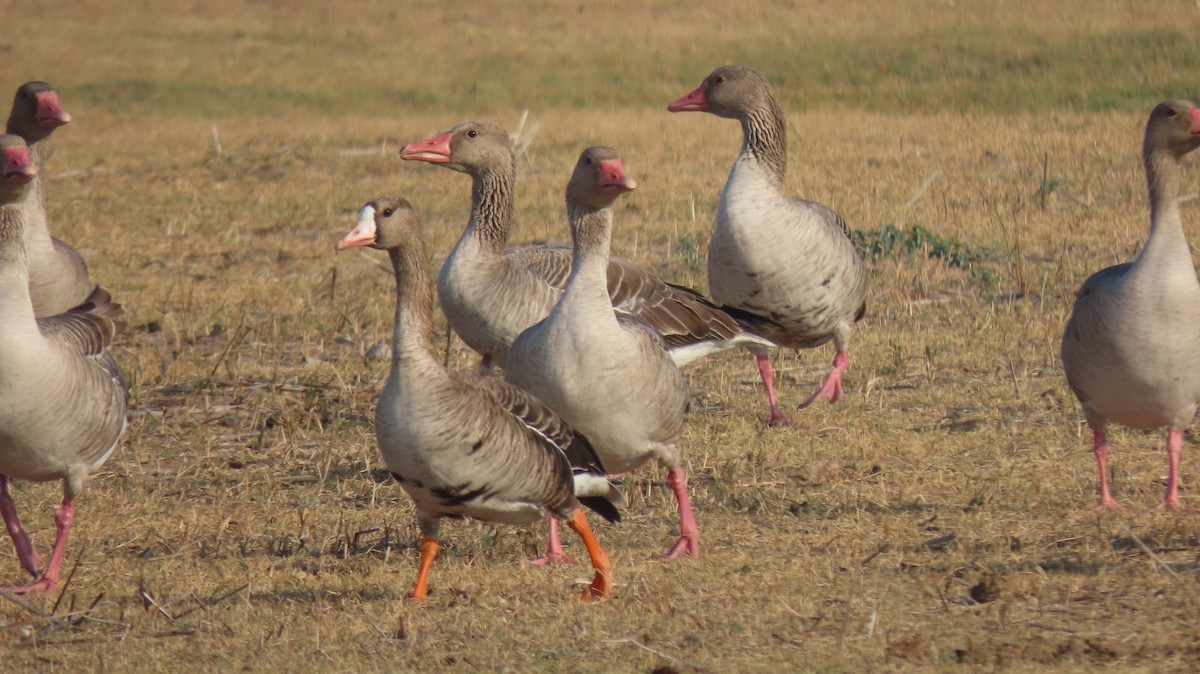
[3,0,1200,671]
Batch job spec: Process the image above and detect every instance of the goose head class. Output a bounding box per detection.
[335,196,421,252]
[668,65,775,120]
[566,146,638,211]
[6,82,72,144]
[1144,99,1200,160]
[399,122,512,176]
[0,134,36,202]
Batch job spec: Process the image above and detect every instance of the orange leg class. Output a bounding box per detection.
[565,510,611,601]
[411,537,439,603]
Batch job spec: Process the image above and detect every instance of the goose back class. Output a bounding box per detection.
[670,65,868,350]
[403,122,773,369]
[711,159,867,348]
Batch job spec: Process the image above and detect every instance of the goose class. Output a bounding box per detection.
[506,148,698,561]
[1061,100,1200,511]
[335,196,622,601]
[669,65,868,426]
[0,134,128,594]
[5,81,92,317]
[398,121,773,372]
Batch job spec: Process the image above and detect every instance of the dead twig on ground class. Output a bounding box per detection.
[0,588,49,617]
[904,169,941,209]
[173,582,250,620]
[51,549,86,614]
[604,637,711,673]
[1120,523,1183,581]
[142,590,175,621]
[206,314,251,382]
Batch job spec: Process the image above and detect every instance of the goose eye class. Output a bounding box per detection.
[585,156,593,165]
[1168,108,1179,118]
[713,74,726,85]
[466,129,478,138]
[382,208,394,217]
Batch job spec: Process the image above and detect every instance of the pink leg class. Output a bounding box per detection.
[662,468,700,561]
[755,354,794,427]
[530,516,577,566]
[1157,429,1184,511]
[4,498,75,595]
[1093,430,1123,512]
[798,350,849,409]
[0,477,41,576]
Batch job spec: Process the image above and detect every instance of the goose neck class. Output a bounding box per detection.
[28,139,50,172]
[466,163,516,255]
[0,203,36,328]
[563,205,614,303]
[0,202,29,264]
[387,242,442,367]
[1139,149,1191,267]
[739,96,788,188]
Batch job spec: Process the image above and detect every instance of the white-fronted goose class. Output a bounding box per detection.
[1061,100,1200,511]
[669,65,868,426]
[6,81,92,317]
[506,148,698,561]
[399,122,772,372]
[0,134,128,594]
[335,196,622,601]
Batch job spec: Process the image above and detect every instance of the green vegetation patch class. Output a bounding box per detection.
[853,224,995,269]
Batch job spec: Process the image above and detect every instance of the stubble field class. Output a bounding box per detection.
[3,0,1200,671]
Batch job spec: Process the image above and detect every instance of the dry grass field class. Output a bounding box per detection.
[3,0,1200,671]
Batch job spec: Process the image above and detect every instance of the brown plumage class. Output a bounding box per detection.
[670,65,868,425]
[399,121,772,371]
[336,196,620,601]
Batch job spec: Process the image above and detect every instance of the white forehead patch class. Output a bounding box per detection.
[359,204,377,221]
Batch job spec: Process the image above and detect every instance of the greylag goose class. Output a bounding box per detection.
[335,196,622,601]
[6,81,92,317]
[0,134,128,594]
[506,148,698,561]
[669,65,868,426]
[398,121,772,372]
[1061,100,1200,511]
